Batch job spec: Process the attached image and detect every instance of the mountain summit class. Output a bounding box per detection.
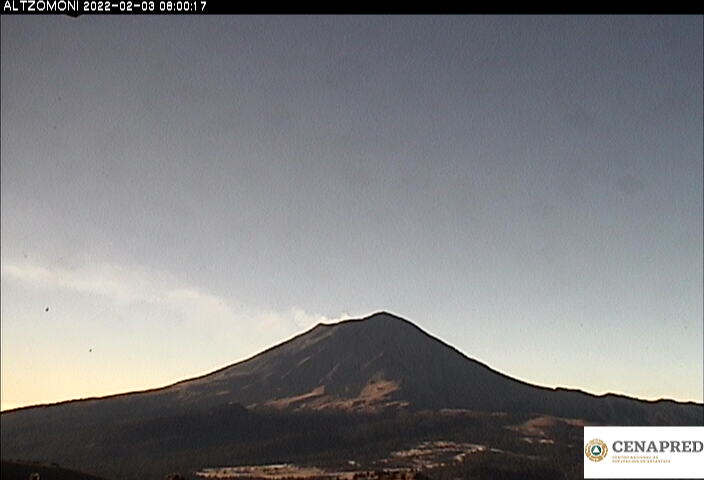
[4,311,702,423]
[163,311,543,413]
[2,312,701,480]
[147,311,698,422]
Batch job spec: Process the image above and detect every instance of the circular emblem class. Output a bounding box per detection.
[585,438,608,462]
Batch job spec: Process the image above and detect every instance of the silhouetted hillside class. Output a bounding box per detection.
[2,312,702,479]
[1,460,109,480]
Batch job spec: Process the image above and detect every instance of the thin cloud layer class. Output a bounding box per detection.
[1,260,349,339]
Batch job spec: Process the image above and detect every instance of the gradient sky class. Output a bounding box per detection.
[1,15,702,411]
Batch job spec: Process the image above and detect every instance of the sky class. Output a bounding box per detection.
[1,15,702,411]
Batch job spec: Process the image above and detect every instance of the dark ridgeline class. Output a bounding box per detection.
[1,460,109,480]
[1,312,702,480]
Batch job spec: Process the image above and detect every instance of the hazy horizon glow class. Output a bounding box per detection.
[1,15,702,410]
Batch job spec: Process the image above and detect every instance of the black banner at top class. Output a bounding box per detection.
[3,0,206,15]
[2,2,703,15]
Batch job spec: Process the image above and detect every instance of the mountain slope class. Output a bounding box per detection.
[155,311,702,423]
[1,312,702,479]
[1,460,109,480]
[3,312,702,422]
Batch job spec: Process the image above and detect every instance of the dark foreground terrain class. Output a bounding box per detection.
[2,313,702,479]
[1,460,109,480]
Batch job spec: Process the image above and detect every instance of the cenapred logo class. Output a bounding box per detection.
[585,438,609,462]
[584,426,704,479]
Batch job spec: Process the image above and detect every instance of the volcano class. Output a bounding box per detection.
[2,312,701,479]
